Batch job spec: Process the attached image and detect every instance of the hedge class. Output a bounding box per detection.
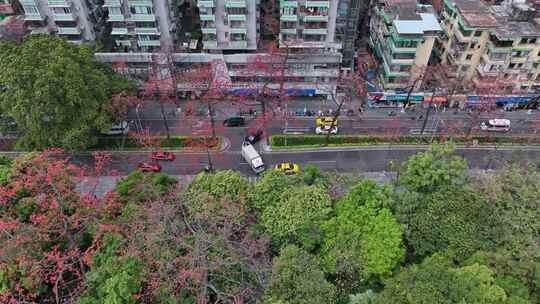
[269,135,540,148]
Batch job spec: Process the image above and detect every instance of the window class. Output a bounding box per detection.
[23,5,38,14]
[108,7,121,15]
[474,31,482,37]
[465,54,473,60]
[52,7,71,14]
[130,6,152,14]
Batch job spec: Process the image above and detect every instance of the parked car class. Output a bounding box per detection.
[315,125,338,135]
[223,117,245,127]
[103,121,129,135]
[137,162,161,172]
[244,129,263,144]
[150,151,176,161]
[274,162,300,175]
[480,119,511,132]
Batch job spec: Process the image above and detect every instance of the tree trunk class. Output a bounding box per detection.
[159,99,171,140]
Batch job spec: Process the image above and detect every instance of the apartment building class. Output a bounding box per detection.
[278,0,341,51]
[438,0,540,93]
[103,0,174,51]
[335,0,362,70]
[21,0,96,42]
[196,0,259,51]
[369,0,441,90]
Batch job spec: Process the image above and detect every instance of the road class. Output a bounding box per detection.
[70,145,540,176]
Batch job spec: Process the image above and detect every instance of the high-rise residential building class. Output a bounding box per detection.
[438,0,540,93]
[21,0,96,42]
[278,0,341,51]
[369,0,441,90]
[335,0,362,70]
[103,0,174,51]
[197,0,259,51]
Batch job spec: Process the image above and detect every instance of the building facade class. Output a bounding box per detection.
[197,0,259,51]
[369,0,441,90]
[20,0,96,42]
[438,0,540,93]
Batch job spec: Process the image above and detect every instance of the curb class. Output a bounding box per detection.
[263,144,540,153]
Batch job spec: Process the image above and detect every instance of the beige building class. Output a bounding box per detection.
[369,0,441,90]
[438,0,540,93]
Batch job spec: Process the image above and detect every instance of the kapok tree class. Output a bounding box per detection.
[0,150,100,303]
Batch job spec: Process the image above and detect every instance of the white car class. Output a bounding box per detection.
[103,121,129,135]
[480,119,510,132]
[315,125,338,135]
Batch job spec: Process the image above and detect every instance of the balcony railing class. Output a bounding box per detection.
[202,28,217,34]
[305,1,330,8]
[103,0,121,7]
[24,13,44,21]
[280,28,296,34]
[304,15,328,22]
[53,13,75,21]
[48,0,71,7]
[280,1,298,7]
[280,15,297,22]
[135,27,160,35]
[128,0,153,6]
[225,0,246,8]
[57,26,81,35]
[111,27,129,35]
[230,40,248,48]
[138,39,161,47]
[203,41,218,48]
[197,0,215,8]
[303,28,327,35]
[200,14,215,21]
[130,14,156,22]
[108,14,125,22]
[230,27,247,34]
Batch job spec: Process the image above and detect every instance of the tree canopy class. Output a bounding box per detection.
[0,35,135,150]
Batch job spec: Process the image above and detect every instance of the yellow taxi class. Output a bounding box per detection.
[315,116,338,127]
[274,162,300,175]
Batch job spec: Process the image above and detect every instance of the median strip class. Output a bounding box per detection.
[269,134,540,150]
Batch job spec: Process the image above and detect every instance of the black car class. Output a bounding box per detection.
[244,129,263,144]
[223,117,245,127]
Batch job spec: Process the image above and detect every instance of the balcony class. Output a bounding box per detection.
[53,13,75,21]
[482,52,507,63]
[476,65,501,77]
[225,0,246,8]
[230,41,248,48]
[138,39,161,47]
[203,41,218,48]
[304,15,328,22]
[24,13,44,21]
[202,27,217,34]
[48,0,71,7]
[108,14,125,22]
[228,14,246,22]
[510,56,528,63]
[200,14,215,21]
[280,0,298,7]
[57,26,81,35]
[135,27,160,35]
[382,61,410,77]
[303,28,327,35]
[389,40,417,54]
[230,27,247,34]
[130,14,156,22]
[103,0,121,7]
[305,1,330,8]
[486,41,511,53]
[111,27,129,35]
[453,28,472,43]
[280,15,297,22]
[197,0,215,8]
[280,28,296,34]
[128,0,153,6]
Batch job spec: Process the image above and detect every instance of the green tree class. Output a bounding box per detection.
[0,35,135,150]
[78,234,142,304]
[473,164,540,257]
[249,170,291,212]
[400,144,467,193]
[115,171,177,203]
[261,185,332,247]
[264,245,336,304]
[320,180,403,286]
[0,155,12,184]
[394,186,498,260]
[376,254,511,304]
[300,164,328,186]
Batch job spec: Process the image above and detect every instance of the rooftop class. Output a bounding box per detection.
[446,0,498,28]
[394,12,442,35]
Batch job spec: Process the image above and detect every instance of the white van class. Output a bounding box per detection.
[480,119,510,132]
[241,142,265,174]
[104,121,129,135]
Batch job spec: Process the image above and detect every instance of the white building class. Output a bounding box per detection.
[103,0,174,51]
[21,0,96,42]
[197,0,259,51]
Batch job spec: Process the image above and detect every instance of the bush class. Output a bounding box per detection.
[93,136,221,150]
[269,135,540,148]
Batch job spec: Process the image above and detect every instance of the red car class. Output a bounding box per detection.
[150,151,176,161]
[137,162,161,172]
